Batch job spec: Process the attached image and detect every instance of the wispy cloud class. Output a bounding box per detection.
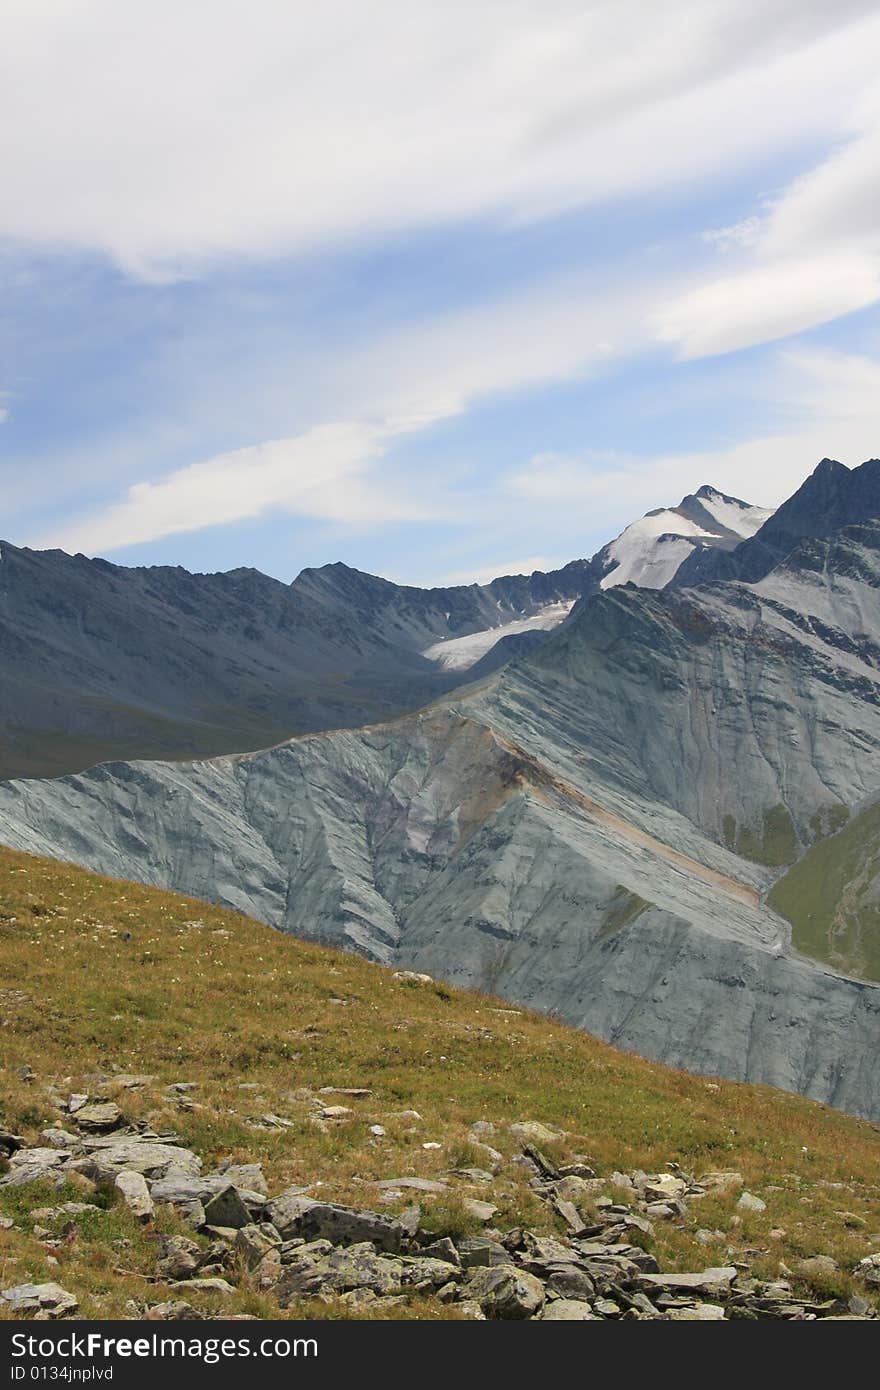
[2,2,877,275]
[509,347,880,523]
[40,418,445,554]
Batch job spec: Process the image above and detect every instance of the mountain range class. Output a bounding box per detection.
[2,460,879,1121]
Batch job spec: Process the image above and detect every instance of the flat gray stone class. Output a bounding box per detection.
[0,1282,78,1317]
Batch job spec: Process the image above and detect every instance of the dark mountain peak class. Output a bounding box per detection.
[814,456,847,476]
[673,456,880,588]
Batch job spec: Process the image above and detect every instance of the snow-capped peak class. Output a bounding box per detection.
[599,486,773,591]
[691,485,773,539]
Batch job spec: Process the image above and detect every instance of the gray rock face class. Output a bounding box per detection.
[1,462,879,1118]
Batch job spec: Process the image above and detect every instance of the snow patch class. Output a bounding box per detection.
[697,490,773,538]
[422,600,574,671]
[600,513,710,591]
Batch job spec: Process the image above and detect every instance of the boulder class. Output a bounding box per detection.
[0,1282,78,1317]
[854,1253,880,1288]
[399,1256,461,1291]
[263,1190,317,1239]
[643,1174,688,1203]
[268,1198,410,1253]
[541,1298,599,1320]
[40,1129,82,1151]
[457,1237,510,1268]
[219,1164,268,1196]
[115,1170,154,1223]
[235,1224,282,1270]
[666,1303,726,1320]
[737,1191,766,1213]
[276,1242,405,1304]
[73,1138,201,1182]
[461,1198,497,1223]
[508,1121,563,1146]
[465,1264,545,1320]
[544,1265,597,1302]
[1,1149,70,1188]
[695,1170,743,1196]
[73,1102,123,1133]
[638,1266,737,1296]
[202,1186,253,1230]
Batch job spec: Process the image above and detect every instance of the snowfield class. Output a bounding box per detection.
[422,600,575,670]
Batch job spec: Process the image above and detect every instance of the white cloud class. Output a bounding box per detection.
[654,252,880,359]
[1,2,878,274]
[0,407,8,424]
[35,258,664,554]
[703,217,762,251]
[657,73,880,360]
[40,418,444,555]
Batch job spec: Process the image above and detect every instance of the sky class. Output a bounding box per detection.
[2,0,880,587]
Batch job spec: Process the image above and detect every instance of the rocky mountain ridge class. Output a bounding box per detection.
[0,483,767,780]
[1,462,878,1118]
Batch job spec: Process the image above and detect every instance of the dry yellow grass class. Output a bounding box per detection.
[1,844,879,1319]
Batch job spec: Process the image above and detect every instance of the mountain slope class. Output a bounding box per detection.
[0,463,876,1117]
[1,844,879,1321]
[769,796,880,983]
[595,485,771,591]
[0,544,586,780]
[673,458,880,588]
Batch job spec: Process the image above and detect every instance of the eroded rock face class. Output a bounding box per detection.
[1,464,880,1118]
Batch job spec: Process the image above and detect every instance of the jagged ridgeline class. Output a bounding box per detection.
[1,460,880,1121]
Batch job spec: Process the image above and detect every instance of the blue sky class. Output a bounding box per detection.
[3,1,880,585]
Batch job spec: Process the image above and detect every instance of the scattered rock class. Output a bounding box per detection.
[508,1121,563,1145]
[202,1186,253,1230]
[73,1102,123,1133]
[375,1177,447,1193]
[854,1254,880,1288]
[465,1264,545,1320]
[0,1282,78,1317]
[737,1192,767,1213]
[461,1198,498,1223]
[797,1255,838,1279]
[638,1267,737,1296]
[696,1170,743,1196]
[541,1298,599,1320]
[146,1301,204,1321]
[115,1170,155,1223]
[172,1278,236,1295]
